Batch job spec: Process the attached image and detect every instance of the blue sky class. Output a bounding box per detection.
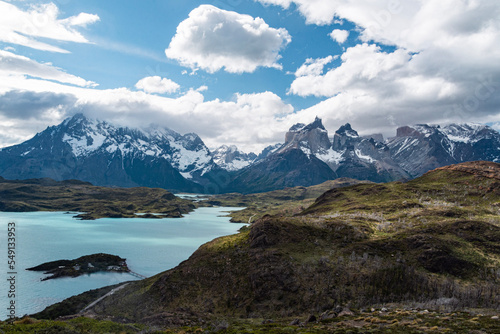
[0,0,499,153]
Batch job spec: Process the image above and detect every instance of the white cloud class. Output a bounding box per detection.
[165,5,291,73]
[290,44,410,97]
[0,52,294,153]
[329,29,349,43]
[0,1,99,53]
[135,76,180,94]
[294,55,334,78]
[0,50,98,87]
[256,0,338,25]
[277,1,500,137]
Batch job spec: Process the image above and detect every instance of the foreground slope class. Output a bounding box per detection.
[36,162,500,326]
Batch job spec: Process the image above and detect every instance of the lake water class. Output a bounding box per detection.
[1,207,244,318]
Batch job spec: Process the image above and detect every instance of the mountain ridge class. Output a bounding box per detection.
[0,113,227,192]
[1,114,499,193]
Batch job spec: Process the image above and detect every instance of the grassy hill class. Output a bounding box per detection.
[204,177,371,223]
[0,176,195,219]
[6,161,500,332]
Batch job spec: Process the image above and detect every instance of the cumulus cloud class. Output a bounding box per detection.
[274,0,500,137]
[290,44,411,97]
[135,76,180,94]
[257,0,338,25]
[294,55,334,78]
[165,5,291,73]
[329,29,349,43]
[0,50,98,87]
[0,53,294,153]
[0,1,99,53]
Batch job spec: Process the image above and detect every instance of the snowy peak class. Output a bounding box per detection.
[388,122,500,176]
[394,123,497,146]
[440,123,490,144]
[51,113,215,181]
[211,145,257,171]
[302,116,326,132]
[287,116,326,133]
[332,123,360,151]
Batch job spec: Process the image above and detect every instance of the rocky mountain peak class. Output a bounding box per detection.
[395,124,438,138]
[302,116,326,131]
[335,123,359,137]
[287,116,325,133]
[332,123,359,150]
[211,145,257,171]
[388,122,500,177]
[0,113,221,191]
[282,117,331,155]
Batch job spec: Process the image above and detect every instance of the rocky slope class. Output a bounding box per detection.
[36,161,500,326]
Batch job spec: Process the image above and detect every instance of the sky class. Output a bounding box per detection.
[0,0,499,153]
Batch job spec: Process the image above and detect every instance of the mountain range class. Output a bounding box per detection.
[0,113,499,193]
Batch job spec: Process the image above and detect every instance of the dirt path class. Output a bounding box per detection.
[79,283,129,313]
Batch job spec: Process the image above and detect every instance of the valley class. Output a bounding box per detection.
[4,161,497,333]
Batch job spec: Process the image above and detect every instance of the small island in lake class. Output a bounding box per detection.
[26,253,129,281]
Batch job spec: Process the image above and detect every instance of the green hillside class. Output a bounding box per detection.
[6,161,500,333]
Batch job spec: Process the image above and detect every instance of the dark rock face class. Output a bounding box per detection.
[256,143,282,161]
[329,124,409,182]
[227,148,337,194]
[0,114,224,192]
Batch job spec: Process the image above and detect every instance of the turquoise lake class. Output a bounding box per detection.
[1,207,244,317]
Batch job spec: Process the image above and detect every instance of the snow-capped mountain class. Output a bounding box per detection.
[387,123,500,177]
[271,118,407,184]
[0,114,221,192]
[211,145,257,171]
[1,114,498,194]
[226,118,407,193]
[226,118,500,193]
[327,123,410,182]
